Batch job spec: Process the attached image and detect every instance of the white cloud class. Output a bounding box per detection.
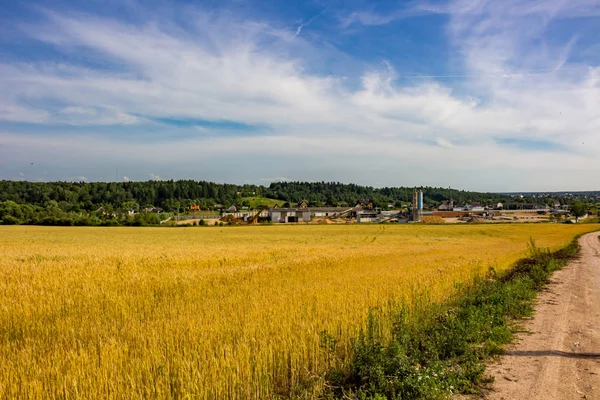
[436,138,454,149]
[149,174,162,181]
[0,2,598,190]
[0,127,597,190]
[0,6,587,145]
[123,176,132,182]
[341,11,397,27]
[340,5,437,27]
[58,105,139,125]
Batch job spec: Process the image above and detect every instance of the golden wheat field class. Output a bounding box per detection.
[0,224,597,399]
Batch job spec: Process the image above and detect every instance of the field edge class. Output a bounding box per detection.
[320,230,598,400]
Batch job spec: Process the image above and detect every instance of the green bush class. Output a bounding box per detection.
[0,215,22,225]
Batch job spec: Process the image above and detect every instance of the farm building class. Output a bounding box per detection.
[269,208,311,223]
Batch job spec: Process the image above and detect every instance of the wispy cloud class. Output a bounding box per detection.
[340,1,450,27]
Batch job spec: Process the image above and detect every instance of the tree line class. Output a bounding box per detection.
[0,180,597,226]
[266,182,511,208]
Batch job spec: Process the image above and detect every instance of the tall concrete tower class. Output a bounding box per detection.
[412,190,422,222]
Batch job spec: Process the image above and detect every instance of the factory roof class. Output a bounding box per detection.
[310,207,351,212]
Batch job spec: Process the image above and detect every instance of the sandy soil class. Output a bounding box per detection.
[470,232,600,400]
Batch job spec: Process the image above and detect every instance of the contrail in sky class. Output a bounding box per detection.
[294,7,329,38]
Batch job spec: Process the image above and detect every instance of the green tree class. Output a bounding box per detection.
[122,200,140,212]
[571,202,587,222]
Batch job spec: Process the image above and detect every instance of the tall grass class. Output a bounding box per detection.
[0,224,597,398]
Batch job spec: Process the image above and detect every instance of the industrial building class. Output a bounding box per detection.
[269,208,311,223]
[356,210,379,223]
[268,206,388,223]
[268,197,415,224]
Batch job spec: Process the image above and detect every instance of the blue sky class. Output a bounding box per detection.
[1,0,599,191]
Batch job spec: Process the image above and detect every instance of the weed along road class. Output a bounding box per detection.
[480,232,600,400]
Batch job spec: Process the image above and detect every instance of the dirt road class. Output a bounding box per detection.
[479,232,600,400]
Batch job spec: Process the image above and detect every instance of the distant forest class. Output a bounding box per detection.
[0,180,597,226]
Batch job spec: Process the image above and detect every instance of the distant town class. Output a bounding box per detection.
[1,180,598,226]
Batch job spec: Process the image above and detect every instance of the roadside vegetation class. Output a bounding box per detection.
[0,224,597,399]
[323,237,584,399]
